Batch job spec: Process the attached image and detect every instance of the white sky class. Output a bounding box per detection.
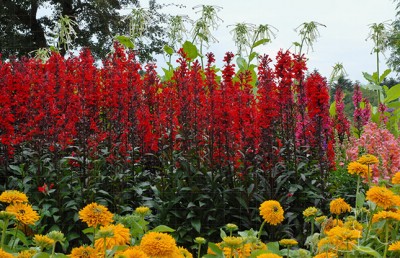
[152,0,397,83]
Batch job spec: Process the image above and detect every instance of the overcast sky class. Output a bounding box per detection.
[151,0,397,83]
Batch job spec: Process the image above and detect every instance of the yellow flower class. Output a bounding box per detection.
[366,186,396,209]
[357,154,379,165]
[135,206,151,216]
[223,236,243,249]
[315,216,327,224]
[303,207,319,218]
[79,202,114,228]
[389,240,400,251]
[69,245,98,258]
[314,252,338,258]
[257,254,282,258]
[329,198,351,215]
[343,218,363,231]
[326,226,361,251]
[279,239,298,246]
[94,224,130,250]
[33,234,55,250]
[178,246,193,258]
[6,202,39,225]
[0,190,28,204]
[119,246,149,258]
[317,237,335,253]
[16,249,36,258]
[194,237,206,245]
[392,172,400,184]
[347,161,369,178]
[140,232,177,257]
[259,200,284,226]
[372,211,400,223]
[322,218,343,234]
[0,248,13,258]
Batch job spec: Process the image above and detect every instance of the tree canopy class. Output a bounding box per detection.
[0,0,168,61]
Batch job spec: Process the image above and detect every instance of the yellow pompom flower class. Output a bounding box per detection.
[0,248,13,258]
[347,161,369,178]
[178,246,193,258]
[303,207,319,218]
[140,232,177,257]
[259,200,284,226]
[119,246,149,258]
[322,218,344,234]
[33,234,55,250]
[372,211,400,223]
[315,215,327,224]
[223,236,243,249]
[94,224,130,250]
[389,241,400,251]
[343,218,363,231]
[329,198,351,215]
[314,252,338,258]
[366,186,396,209]
[326,226,361,251]
[392,172,400,184]
[6,202,39,225]
[69,245,98,258]
[0,190,28,204]
[79,202,114,228]
[357,154,379,165]
[135,206,151,216]
[257,253,283,258]
[16,249,36,258]
[279,239,298,247]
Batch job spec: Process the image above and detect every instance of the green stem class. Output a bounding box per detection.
[1,218,9,249]
[51,242,56,258]
[11,222,19,250]
[197,243,202,258]
[355,175,361,221]
[103,237,107,258]
[92,227,96,247]
[383,222,389,258]
[257,221,267,240]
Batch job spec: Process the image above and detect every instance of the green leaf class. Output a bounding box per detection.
[266,241,280,253]
[362,72,374,83]
[379,69,391,83]
[249,52,258,62]
[384,83,400,103]
[182,41,198,60]
[191,219,201,233]
[33,252,51,258]
[208,242,223,256]
[354,245,382,258]
[329,102,336,117]
[220,228,227,239]
[9,165,22,175]
[252,38,269,48]
[151,225,175,233]
[115,35,134,49]
[162,68,173,81]
[356,192,365,210]
[53,254,69,258]
[236,56,247,70]
[163,45,174,56]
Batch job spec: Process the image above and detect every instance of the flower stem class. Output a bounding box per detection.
[355,175,361,221]
[257,221,266,240]
[1,218,9,249]
[197,243,202,258]
[51,242,56,258]
[383,222,389,258]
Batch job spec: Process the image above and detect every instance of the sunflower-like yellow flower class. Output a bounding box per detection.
[279,238,298,246]
[33,234,55,250]
[135,206,151,216]
[303,207,319,218]
[366,186,397,209]
[16,249,36,258]
[69,245,98,258]
[178,246,193,258]
[392,172,400,184]
[314,252,338,258]
[322,218,344,234]
[0,248,13,258]
[256,253,283,258]
[326,226,361,251]
[6,202,39,225]
[79,202,114,228]
[329,198,351,215]
[119,246,149,258]
[0,190,28,204]
[259,200,284,226]
[343,218,363,231]
[94,223,130,250]
[140,232,177,257]
[315,215,327,224]
[389,240,400,251]
[223,236,243,249]
[357,154,379,165]
[347,161,369,178]
[372,210,400,223]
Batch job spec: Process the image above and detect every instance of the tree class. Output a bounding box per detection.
[0,0,169,61]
